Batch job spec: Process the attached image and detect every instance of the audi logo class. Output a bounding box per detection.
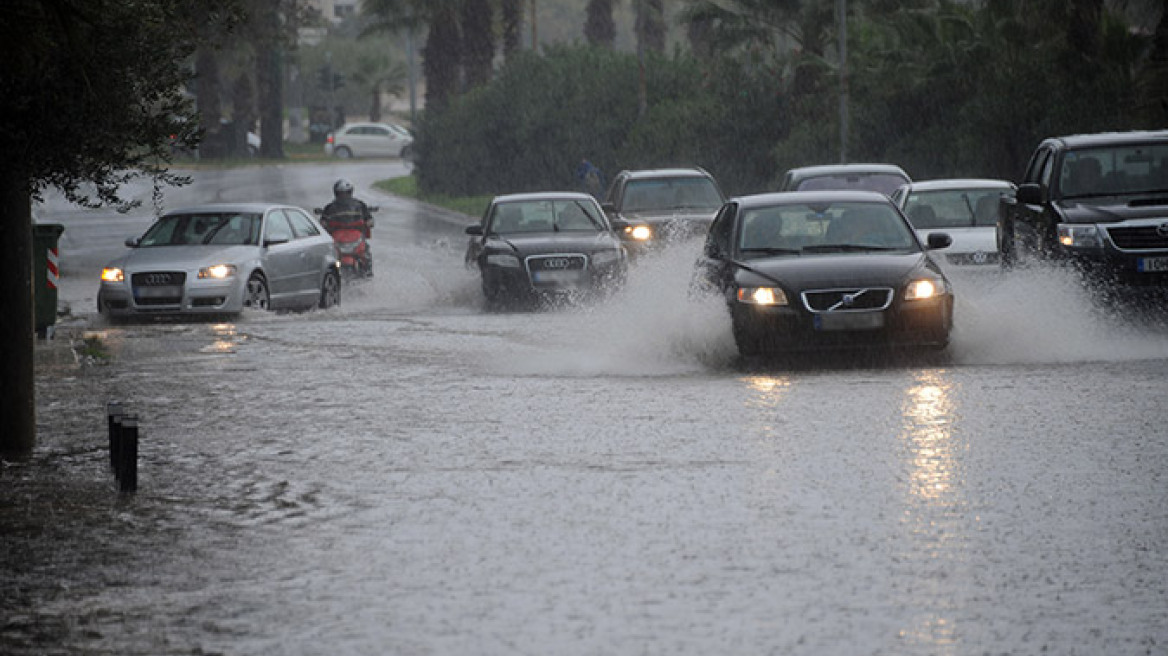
[972,251,989,264]
[145,273,173,285]
[1157,222,1168,238]
[542,258,572,269]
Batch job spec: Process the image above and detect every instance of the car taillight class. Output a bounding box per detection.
[326,134,334,144]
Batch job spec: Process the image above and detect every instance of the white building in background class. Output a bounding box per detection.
[303,0,358,23]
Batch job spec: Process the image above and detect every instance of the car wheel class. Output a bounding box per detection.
[335,146,352,159]
[998,217,1016,271]
[400,145,414,162]
[319,270,341,309]
[243,272,270,312]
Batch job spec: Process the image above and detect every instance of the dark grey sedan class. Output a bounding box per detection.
[465,192,628,308]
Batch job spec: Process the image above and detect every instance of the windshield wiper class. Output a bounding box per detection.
[740,247,801,255]
[802,244,897,252]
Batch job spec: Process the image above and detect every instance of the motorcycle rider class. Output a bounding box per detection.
[320,178,375,274]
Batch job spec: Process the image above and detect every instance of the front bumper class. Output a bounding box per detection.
[98,275,245,316]
[730,296,953,352]
[482,255,626,299]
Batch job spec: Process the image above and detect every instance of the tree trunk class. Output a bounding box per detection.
[0,175,36,457]
[256,2,285,159]
[423,5,461,112]
[502,0,522,58]
[195,46,224,158]
[585,0,615,48]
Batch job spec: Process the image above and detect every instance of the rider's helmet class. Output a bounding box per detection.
[333,178,354,200]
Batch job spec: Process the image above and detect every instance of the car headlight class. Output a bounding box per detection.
[626,225,653,241]
[904,278,945,300]
[591,249,624,267]
[100,267,124,283]
[1057,224,1102,249]
[486,253,521,268]
[736,286,788,306]
[198,264,237,280]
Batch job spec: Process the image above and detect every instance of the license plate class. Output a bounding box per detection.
[532,270,582,284]
[813,311,884,331]
[135,286,183,298]
[1137,257,1168,273]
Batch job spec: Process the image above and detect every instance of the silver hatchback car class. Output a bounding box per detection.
[98,203,341,319]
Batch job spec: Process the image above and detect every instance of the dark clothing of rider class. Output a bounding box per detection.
[321,196,373,238]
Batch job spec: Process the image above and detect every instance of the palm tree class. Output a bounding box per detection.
[350,52,407,121]
[363,0,462,111]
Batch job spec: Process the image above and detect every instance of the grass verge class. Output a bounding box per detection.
[375,174,492,218]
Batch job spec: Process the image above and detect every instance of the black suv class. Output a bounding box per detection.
[999,130,1168,289]
[601,168,726,256]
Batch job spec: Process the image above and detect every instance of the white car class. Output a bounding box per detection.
[324,122,414,159]
[98,203,341,319]
[891,178,1016,267]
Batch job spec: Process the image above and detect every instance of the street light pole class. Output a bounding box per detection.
[837,0,848,164]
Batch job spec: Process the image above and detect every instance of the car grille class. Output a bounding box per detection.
[801,287,893,313]
[1107,224,1168,250]
[946,251,998,266]
[131,271,186,306]
[525,254,588,287]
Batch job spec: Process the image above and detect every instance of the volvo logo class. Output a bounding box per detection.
[1157,222,1168,238]
[841,293,858,307]
[542,258,572,270]
[145,273,173,285]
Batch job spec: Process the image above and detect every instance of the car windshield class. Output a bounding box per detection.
[488,199,607,234]
[904,188,1010,228]
[737,201,917,257]
[795,172,909,196]
[1058,143,1168,199]
[138,213,261,247]
[621,177,722,212]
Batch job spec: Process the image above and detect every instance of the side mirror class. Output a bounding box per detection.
[313,208,323,215]
[368,206,380,213]
[1016,183,1041,205]
[124,237,140,248]
[609,218,629,231]
[601,202,616,213]
[465,225,484,236]
[926,232,952,250]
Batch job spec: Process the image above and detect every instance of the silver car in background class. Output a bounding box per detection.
[98,203,341,319]
[891,178,1016,267]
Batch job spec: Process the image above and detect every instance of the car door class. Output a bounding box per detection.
[694,202,738,295]
[285,208,330,303]
[260,210,301,307]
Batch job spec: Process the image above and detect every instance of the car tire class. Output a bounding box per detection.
[400,145,414,162]
[319,270,341,309]
[335,146,352,159]
[243,272,270,312]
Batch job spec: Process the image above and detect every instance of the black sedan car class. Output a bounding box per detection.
[694,191,954,356]
[465,192,629,307]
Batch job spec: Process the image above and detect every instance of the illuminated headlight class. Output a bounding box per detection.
[486,253,521,268]
[627,225,653,241]
[904,278,944,300]
[100,267,124,283]
[591,249,623,266]
[736,286,788,306]
[198,264,237,280]
[1057,224,1102,249]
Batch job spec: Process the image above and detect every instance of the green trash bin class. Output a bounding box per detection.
[33,223,66,338]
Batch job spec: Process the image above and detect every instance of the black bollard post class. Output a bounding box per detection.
[107,401,123,471]
[119,414,138,493]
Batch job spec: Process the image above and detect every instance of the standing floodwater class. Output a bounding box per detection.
[6,163,1167,655]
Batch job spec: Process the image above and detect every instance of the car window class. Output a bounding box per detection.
[736,201,916,257]
[264,211,295,243]
[904,189,1010,228]
[794,173,909,196]
[139,213,261,247]
[285,209,321,238]
[1057,143,1168,198]
[621,177,722,212]
[1023,147,1052,185]
[489,199,605,234]
[706,203,736,257]
[370,127,389,137]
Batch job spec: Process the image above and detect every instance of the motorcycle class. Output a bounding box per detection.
[314,205,378,279]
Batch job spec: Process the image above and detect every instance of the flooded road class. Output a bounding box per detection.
[6,163,1168,655]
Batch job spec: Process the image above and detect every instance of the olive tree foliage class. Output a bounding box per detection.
[0,0,236,455]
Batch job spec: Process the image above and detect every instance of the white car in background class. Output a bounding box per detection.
[891,178,1016,267]
[324,122,414,159]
